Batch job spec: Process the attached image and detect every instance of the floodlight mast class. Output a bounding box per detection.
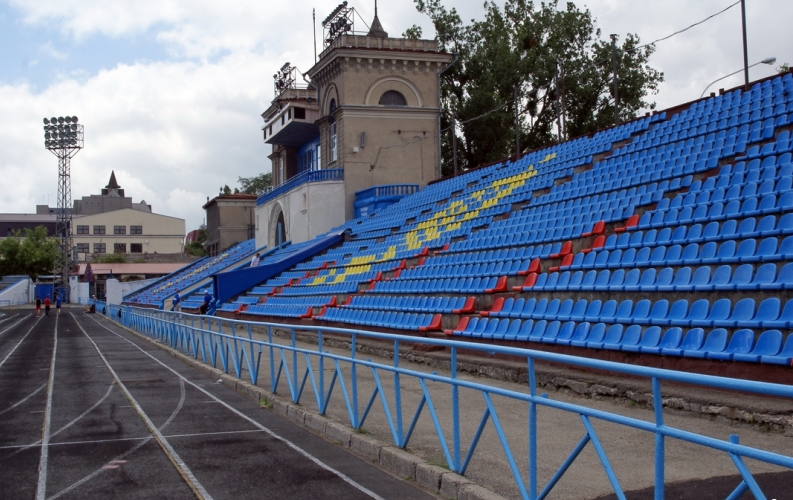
[43,116,83,303]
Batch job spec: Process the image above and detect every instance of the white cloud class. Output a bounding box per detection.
[1,0,792,234]
[38,41,67,60]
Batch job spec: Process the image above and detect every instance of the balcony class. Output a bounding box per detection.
[257,169,344,206]
[262,102,320,148]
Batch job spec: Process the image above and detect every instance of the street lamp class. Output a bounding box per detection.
[700,57,776,98]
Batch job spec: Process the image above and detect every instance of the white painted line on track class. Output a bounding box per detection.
[0,314,32,342]
[48,375,186,500]
[35,315,58,500]
[82,313,388,500]
[0,383,46,416]
[0,316,42,370]
[9,385,116,458]
[67,315,211,500]
[0,429,268,451]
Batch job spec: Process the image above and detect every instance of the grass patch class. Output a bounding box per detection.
[259,398,273,409]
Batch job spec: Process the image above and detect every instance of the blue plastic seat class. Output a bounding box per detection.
[642,327,683,354]
[717,298,756,328]
[707,329,755,360]
[733,330,784,362]
[764,262,793,289]
[616,325,643,351]
[662,328,705,356]
[588,324,624,349]
[623,326,662,353]
[685,328,728,358]
[760,334,793,365]
[556,322,590,346]
[690,298,731,327]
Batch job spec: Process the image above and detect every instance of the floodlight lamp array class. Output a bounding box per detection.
[43,116,83,150]
[322,1,353,46]
[273,63,297,96]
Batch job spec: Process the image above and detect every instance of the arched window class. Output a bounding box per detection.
[379,90,407,106]
[328,99,338,163]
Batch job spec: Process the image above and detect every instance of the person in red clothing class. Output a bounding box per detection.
[44,296,51,316]
[35,297,42,317]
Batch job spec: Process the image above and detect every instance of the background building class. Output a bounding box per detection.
[72,208,185,260]
[202,193,256,257]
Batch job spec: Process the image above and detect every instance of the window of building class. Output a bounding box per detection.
[379,90,407,106]
[93,243,106,254]
[114,225,126,234]
[76,225,89,234]
[76,243,89,254]
[294,107,305,120]
[329,99,338,163]
[130,225,143,234]
[93,225,106,235]
[130,243,143,253]
[329,121,337,163]
[114,243,126,253]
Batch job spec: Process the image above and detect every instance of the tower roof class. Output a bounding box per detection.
[367,1,388,38]
[106,171,120,189]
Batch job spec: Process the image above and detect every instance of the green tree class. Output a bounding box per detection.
[97,253,127,263]
[184,228,207,257]
[238,172,273,195]
[0,226,59,279]
[411,0,663,174]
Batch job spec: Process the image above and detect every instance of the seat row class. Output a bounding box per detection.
[345,295,473,314]
[484,296,793,330]
[316,308,441,332]
[448,319,793,364]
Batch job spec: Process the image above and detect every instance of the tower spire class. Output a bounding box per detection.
[367,0,388,38]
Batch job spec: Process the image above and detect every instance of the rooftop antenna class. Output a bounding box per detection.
[313,8,317,64]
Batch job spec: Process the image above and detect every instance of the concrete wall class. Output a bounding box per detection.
[255,180,346,249]
[0,277,30,305]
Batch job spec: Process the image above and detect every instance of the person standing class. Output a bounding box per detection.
[251,253,260,267]
[44,296,51,316]
[172,290,182,312]
[200,289,213,315]
[55,294,62,315]
[35,297,42,317]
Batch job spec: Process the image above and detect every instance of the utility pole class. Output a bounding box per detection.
[740,0,749,88]
[610,34,620,125]
[452,112,459,176]
[514,83,521,160]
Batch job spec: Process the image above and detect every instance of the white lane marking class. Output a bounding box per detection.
[49,361,187,500]
[0,314,32,344]
[64,316,211,500]
[10,386,116,458]
[83,314,388,500]
[35,315,58,500]
[0,313,20,326]
[0,383,47,416]
[1,429,267,451]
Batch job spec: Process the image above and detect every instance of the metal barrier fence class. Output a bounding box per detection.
[104,303,793,500]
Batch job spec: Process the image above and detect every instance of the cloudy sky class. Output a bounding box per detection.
[1,0,791,232]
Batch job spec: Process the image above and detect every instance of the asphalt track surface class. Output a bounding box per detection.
[0,308,440,500]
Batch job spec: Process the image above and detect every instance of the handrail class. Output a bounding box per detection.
[105,303,793,500]
[257,169,343,206]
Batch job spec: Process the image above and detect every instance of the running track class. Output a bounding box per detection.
[0,308,438,500]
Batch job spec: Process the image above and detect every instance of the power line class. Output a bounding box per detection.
[633,0,740,52]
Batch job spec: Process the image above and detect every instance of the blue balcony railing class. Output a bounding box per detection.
[257,169,344,206]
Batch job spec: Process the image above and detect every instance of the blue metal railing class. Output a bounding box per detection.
[354,184,419,200]
[257,169,344,206]
[104,304,793,500]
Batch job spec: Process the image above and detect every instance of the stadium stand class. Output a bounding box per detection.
[129,71,793,372]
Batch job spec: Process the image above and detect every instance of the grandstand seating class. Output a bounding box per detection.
[129,71,793,368]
